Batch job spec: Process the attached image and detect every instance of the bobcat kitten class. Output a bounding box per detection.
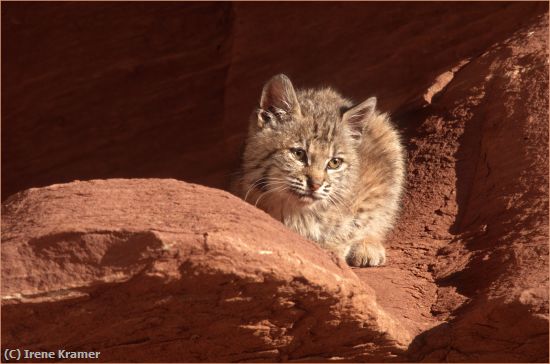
[232,74,405,267]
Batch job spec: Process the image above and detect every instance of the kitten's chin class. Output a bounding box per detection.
[297,195,316,204]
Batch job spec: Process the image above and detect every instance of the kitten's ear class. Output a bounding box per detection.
[258,74,301,128]
[342,97,377,137]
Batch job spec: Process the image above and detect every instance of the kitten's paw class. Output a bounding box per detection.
[346,241,386,267]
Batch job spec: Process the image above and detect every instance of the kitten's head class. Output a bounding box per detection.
[243,74,377,208]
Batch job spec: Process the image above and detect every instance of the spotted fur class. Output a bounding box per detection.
[232,74,405,267]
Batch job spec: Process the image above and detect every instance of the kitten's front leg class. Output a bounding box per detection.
[345,240,386,267]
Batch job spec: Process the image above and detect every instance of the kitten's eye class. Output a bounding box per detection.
[327,158,343,169]
[291,148,307,162]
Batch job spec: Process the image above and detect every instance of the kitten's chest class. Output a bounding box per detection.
[279,208,352,244]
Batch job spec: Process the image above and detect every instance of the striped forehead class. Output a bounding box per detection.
[304,134,334,158]
[311,117,338,142]
[300,103,342,141]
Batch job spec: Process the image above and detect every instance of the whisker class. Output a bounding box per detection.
[244,177,288,202]
[254,185,289,207]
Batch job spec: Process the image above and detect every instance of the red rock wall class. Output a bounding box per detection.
[2,2,547,199]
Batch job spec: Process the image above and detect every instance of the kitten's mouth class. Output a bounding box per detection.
[289,189,322,203]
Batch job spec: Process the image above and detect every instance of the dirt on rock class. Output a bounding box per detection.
[1,2,549,363]
[366,14,549,362]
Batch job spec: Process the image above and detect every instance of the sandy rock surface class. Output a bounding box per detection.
[377,15,549,362]
[2,179,410,362]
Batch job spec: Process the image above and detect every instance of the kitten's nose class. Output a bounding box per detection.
[306,176,322,191]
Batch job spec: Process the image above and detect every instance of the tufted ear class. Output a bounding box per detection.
[257,74,301,128]
[342,97,377,137]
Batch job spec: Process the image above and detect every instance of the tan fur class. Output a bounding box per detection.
[232,74,405,267]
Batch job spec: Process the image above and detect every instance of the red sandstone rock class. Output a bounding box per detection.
[2,179,410,362]
[402,15,550,362]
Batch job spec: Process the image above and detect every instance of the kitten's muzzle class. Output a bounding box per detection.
[306,176,323,191]
[289,188,322,202]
